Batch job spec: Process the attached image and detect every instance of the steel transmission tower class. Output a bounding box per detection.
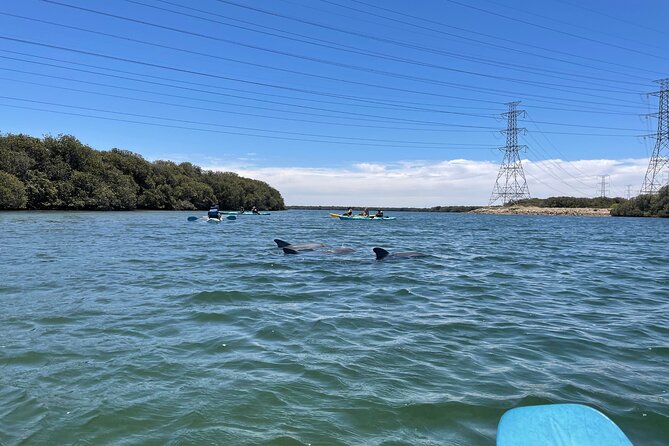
[489,101,531,205]
[640,78,669,195]
[598,175,610,198]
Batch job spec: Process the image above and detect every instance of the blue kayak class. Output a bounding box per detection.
[497,404,633,446]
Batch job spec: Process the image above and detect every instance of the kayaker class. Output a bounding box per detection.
[251,206,260,214]
[361,208,369,217]
[208,204,221,220]
[344,208,353,216]
[375,209,384,218]
[240,206,245,213]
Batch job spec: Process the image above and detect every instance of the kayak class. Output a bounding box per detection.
[339,216,396,221]
[497,404,633,446]
[187,215,236,222]
[329,213,341,218]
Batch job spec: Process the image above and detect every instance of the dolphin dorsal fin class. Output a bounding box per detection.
[274,239,291,248]
[373,247,389,260]
[282,248,299,255]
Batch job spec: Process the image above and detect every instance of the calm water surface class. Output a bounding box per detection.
[0,210,668,445]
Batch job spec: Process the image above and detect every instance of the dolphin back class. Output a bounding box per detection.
[373,247,390,260]
[274,239,291,248]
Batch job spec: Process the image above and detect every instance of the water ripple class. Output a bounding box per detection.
[0,210,667,444]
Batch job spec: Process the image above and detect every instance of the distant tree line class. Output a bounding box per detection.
[508,196,625,209]
[286,205,481,213]
[0,133,285,211]
[610,186,669,217]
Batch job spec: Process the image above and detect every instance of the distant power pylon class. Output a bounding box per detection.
[489,101,531,205]
[625,185,633,200]
[640,78,669,194]
[598,175,610,198]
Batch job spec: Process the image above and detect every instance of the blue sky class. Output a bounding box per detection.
[1,0,668,205]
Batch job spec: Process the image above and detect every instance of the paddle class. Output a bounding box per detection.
[497,404,633,446]
[188,215,236,221]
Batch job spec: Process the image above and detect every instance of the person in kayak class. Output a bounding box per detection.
[251,206,260,214]
[361,208,369,217]
[208,204,221,220]
[375,209,384,218]
[344,208,353,216]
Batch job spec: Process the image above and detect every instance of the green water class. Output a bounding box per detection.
[0,210,667,445]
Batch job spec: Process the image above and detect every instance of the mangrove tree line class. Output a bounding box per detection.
[610,186,669,217]
[0,133,285,211]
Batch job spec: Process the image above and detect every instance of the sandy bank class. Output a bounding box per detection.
[469,206,611,217]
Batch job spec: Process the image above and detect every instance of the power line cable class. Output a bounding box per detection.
[524,133,595,191]
[525,115,595,178]
[443,0,669,63]
[124,0,648,91]
[2,54,648,133]
[0,99,496,149]
[316,0,661,78]
[478,0,668,52]
[0,49,503,114]
[27,4,645,104]
[550,0,668,38]
[0,35,647,113]
[3,49,647,124]
[0,74,501,135]
[523,169,576,197]
[524,147,593,196]
[3,46,646,117]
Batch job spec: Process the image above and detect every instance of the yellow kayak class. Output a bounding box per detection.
[329,213,341,218]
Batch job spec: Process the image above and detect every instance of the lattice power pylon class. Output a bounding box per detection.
[640,78,669,195]
[489,101,531,205]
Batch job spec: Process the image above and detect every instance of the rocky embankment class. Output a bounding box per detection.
[469,206,610,217]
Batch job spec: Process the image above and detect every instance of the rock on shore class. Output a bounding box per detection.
[469,206,611,217]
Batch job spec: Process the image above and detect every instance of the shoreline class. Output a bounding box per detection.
[468,206,611,217]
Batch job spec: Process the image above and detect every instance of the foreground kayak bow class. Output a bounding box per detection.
[497,404,633,446]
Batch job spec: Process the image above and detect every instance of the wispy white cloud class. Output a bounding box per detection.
[203,158,651,206]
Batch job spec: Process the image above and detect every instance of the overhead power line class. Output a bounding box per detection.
[313,0,661,79]
[26,4,644,104]
[0,36,647,113]
[551,0,668,38]
[478,0,667,52]
[0,99,495,149]
[121,0,648,91]
[443,0,669,62]
[2,54,648,134]
[0,75,496,134]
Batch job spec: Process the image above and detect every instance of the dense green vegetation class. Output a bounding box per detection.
[508,196,625,209]
[610,186,669,217]
[0,133,284,211]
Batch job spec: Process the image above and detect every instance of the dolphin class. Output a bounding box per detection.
[373,247,427,261]
[274,239,327,250]
[283,247,355,255]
